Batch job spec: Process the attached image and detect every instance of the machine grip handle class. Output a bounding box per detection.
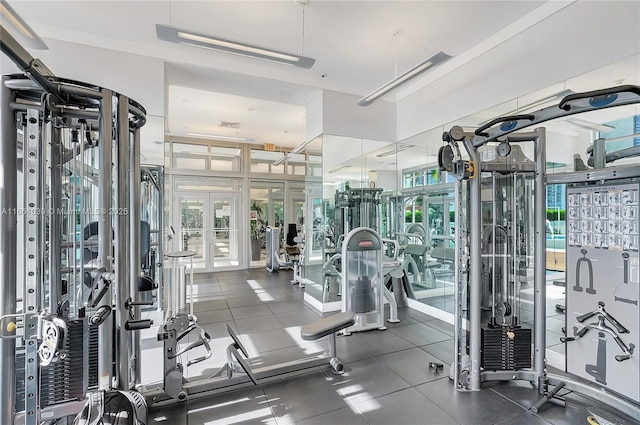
[560,337,575,343]
[125,319,153,331]
[576,327,589,338]
[558,85,640,111]
[474,114,535,137]
[89,305,111,325]
[606,314,629,334]
[89,284,109,308]
[576,311,595,323]
[615,354,631,362]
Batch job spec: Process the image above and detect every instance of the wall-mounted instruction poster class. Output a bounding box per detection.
[566,182,639,403]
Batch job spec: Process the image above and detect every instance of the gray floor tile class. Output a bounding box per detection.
[264,370,352,423]
[333,334,375,364]
[424,318,454,336]
[226,295,265,308]
[231,304,274,320]
[388,322,451,346]
[494,411,551,425]
[187,386,274,425]
[266,300,310,314]
[488,380,638,425]
[359,387,458,425]
[419,339,454,364]
[196,308,233,324]
[222,288,263,299]
[275,309,322,327]
[415,378,525,425]
[376,347,450,386]
[298,407,369,425]
[323,357,410,399]
[193,299,228,312]
[341,329,414,357]
[235,314,283,334]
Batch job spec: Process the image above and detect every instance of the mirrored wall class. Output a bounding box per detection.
[307,55,640,324]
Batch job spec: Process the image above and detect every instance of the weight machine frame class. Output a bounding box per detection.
[1,27,149,424]
[443,85,640,421]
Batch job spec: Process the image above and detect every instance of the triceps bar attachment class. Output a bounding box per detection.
[562,314,635,362]
[575,301,629,334]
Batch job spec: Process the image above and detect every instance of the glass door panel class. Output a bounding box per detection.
[175,191,240,271]
[176,193,207,271]
[211,197,239,268]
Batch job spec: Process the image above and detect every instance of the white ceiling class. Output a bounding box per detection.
[4,0,640,152]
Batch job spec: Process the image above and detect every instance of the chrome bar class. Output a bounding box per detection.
[130,124,142,386]
[533,128,547,386]
[98,88,114,389]
[0,75,17,425]
[115,95,131,389]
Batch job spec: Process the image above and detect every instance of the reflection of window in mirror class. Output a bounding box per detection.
[482,202,492,225]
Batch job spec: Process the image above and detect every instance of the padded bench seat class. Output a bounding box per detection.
[300,311,355,374]
[301,312,355,341]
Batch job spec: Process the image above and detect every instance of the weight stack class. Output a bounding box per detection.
[481,326,532,370]
[15,318,92,410]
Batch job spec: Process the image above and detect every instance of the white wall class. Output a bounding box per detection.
[396,1,640,141]
[305,91,324,142]
[24,39,165,117]
[322,90,396,142]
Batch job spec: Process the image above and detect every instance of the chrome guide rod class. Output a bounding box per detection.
[492,173,496,319]
[115,95,131,390]
[0,75,17,425]
[98,88,113,389]
[466,139,482,391]
[533,128,547,388]
[49,121,62,315]
[453,177,462,388]
[130,121,142,387]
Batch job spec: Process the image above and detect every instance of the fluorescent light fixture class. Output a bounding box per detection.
[328,165,352,173]
[157,24,315,69]
[565,117,615,132]
[0,0,47,49]
[357,51,451,106]
[187,132,254,142]
[272,154,288,166]
[376,144,414,158]
[291,139,313,154]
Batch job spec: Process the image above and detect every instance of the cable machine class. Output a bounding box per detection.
[0,27,150,424]
[441,85,640,421]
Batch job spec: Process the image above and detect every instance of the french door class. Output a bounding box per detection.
[174,191,240,271]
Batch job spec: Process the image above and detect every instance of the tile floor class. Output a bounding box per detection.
[146,268,639,425]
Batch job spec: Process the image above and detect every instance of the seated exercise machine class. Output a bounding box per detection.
[143,306,355,403]
[340,227,400,334]
[265,225,302,276]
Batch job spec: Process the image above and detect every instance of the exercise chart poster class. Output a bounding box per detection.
[567,184,639,252]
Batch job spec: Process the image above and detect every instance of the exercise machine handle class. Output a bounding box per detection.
[576,327,589,338]
[475,114,535,137]
[560,337,575,343]
[576,310,596,323]
[615,354,631,362]
[558,85,640,111]
[89,305,111,325]
[125,319,153,331]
